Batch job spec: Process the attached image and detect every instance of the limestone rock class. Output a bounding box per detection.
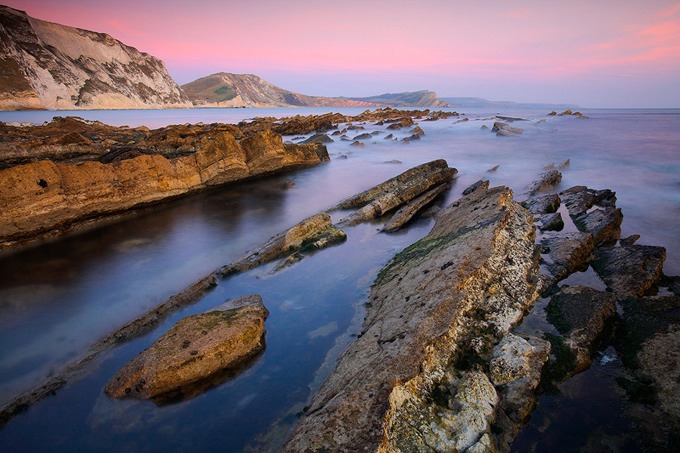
[463,179,489,196]
[536,212,564,232]
[285,185,540,452]
[559,186,617,217]
[528,170,562,196]
[382,182,450,232]
[521,193,560,215]
[353,133,373,141]
[540,232,596,282]
[545,286,617,373]
[592,244,666,298]
[105,295,268,400]
[492,122,523,136]
[573,206,623,246]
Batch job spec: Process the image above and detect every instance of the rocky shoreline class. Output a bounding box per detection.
[1,110,678,451]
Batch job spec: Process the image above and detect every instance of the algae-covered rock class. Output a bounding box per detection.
[105,295,268,400]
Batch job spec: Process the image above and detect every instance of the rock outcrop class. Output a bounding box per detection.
[105,295,268,401]
[0,5,191,110]
[0,121,329,248]
[286,185,541,451]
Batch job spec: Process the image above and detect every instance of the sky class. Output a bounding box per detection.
[4,0,680,107]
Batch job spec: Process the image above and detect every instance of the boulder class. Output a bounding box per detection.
[592,244,666,298]
[545,286,617,373]
[286,185,540,452]
[409,125,425,137]
[105,295,268,400]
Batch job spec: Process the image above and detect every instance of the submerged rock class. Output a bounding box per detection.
[300,133,333,144]
[527,169,562,196]
[492,122,523,136]
[462,179,489,196]
[545,286,617,374]
[286,185,540,451]
[105,295,268,400]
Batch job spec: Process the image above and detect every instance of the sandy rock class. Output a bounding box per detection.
[105,295,268,400]
[286,185,540,451]
[592,244,666,298]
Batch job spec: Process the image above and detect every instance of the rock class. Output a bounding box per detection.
[592,244,666,298]
[371,130,382,135]
[352,133,372,141]
[300,133,332,144]
[620,234,641,246]
[383,133,394,140]
[490,334,550,447]
[558,158,570,169]
[618,295,680,441]
[481,125,490,130]
[401,133,421,142]
[386,123,403,130]
[0,6,192,110]
[220,213,346,276]
[463,179,490,196]
[104,295,268,400]
[409,125,425,137]
[0,126,329,248]
[573,207,623,246]
[336,160,457,226]
[383,159,402,165]
[285,185,540,451]
[347,124,365,131]
[350,141,365,147]
[492,122,523,136]
[540,232,596,283]
[548,111,557,116]
[559,186,617,217]
[487,164,499,172]
[528,169,562,196]
[545,286,617,374]
[522,193,561,214]
[382,182,450,232]
[536,212,564,232]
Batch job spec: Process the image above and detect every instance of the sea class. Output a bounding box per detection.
[0,107,678,451]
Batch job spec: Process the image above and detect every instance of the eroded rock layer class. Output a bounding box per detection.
[286,185,540,451]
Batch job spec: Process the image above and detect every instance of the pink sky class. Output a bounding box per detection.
[4,0,680,107]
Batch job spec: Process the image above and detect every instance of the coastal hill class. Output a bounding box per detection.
[182,72,450,108]
[0,5,191,110]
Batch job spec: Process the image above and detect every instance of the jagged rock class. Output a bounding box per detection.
[104,295,268,400]
[285,185,540,452]
[491,334,550,447]
[545,286,617,373]
[409,125,425,137]
[481,125,490,130]
[492,122,523,136]
[528,169,562,196]
[592,244,666,298]
[337,160,457,226]
[573,207,623,246]
[487,164,499,172]
[620,234,641,246]
[383,133,394,140]
[353,133,373,140]
[536,212,564,232]
[350,140,365,147]
[371,130,382,135]
[540,232,596,282]
[462,179,489,196]
[559,186,617,217]
[522,193,561,214]
[220,213,346,276]
[347,124,365,131]
[382,182,450,232]
[300,133,333,144]
[401,133,421,142]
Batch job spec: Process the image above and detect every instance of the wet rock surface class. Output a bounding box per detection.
[592,244,666,298]
[492,121,523,136]
[286,185,541,452]
[105,295,268,401]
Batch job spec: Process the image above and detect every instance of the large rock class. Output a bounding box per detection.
[592,244,666,298]
[381,182,450,232]
[527,170,562,196]
[545,286,617,373]
[335,159,457,226]
[0,126,328,248]
[286,185,540,452]
[220,213,346,276]
[0,5,191,110]
[105,295,268,400]
[540,232,596,283]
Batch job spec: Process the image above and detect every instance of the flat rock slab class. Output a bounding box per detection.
[105,295,268,400]
[382,182,449,232]
[546,285,617,373]
[573,206,622,246]
[540,232,595,283]
[592,244,666,298]
[527,170,562,196]
[286,186,540,452]
[522,193,560,215]
[559,186,617,217]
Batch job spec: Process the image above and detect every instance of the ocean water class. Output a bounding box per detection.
[0,107,678,451]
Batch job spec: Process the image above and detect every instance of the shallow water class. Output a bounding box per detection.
[0,107,678,450]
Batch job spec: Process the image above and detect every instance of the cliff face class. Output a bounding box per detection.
[182,73,450,108]
[0,5,192,110]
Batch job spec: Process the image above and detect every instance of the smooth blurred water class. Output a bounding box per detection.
[0,107,678,451]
